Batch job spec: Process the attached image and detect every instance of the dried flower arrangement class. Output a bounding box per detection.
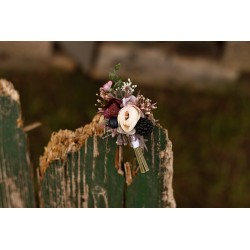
[96,64,157,173]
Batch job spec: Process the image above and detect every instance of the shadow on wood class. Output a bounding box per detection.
[39,114,176,208]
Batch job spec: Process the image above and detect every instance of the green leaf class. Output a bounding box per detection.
[113,80,123,90]
[109,63,122,83]
[109,72,115,82]
[114,63,121,71]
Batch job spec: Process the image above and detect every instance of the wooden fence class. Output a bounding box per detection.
[0,79,176,208]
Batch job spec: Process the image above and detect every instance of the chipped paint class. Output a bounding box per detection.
[7,179,24,208]
[0,79,20,103]
[151,132,155,169]
[0,82,35,207]
[82,145,89,208]
[159,130,176,208]
[91,185,109,208]
[82,184,89,208]
[115,146,124,176]
[77,151,81,207]
[16,117,23,128]
[0,79,24,131]
[104,139,108,183]
[93,136,99,158]
[40,120,175,208]
[124,162,133,186]
[92,136,99,180]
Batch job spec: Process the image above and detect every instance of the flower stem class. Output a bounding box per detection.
[134,147,149,173]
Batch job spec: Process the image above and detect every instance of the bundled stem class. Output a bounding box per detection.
[134,147,149,173]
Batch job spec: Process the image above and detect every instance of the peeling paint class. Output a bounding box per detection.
[104,139,108,183]
[77,151,81,207]
[93,136,99,158]
[0,79,20,103]
[160,130,176,208]
[8,179,24,208]
[71,155,76,202]
[151,132,155,169]
[0,81,35,207]
[82,184,89,208]
[124,162,133,186]
[92,136,99,180]
[81,142,89,208]
[92,185,109,208]
[16,117,23,128]
[40,122,175,208]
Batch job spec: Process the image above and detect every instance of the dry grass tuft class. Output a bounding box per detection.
[39,113,105,178]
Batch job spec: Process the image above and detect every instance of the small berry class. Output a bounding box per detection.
[108,117,118,129]
[135,118,154,136]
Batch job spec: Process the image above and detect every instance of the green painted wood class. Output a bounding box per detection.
[0,80,36,208]
[41,136,124,208]
[40,124,175,208]
[126,126,176,208]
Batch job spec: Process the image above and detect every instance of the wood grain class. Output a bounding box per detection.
[41,137,124,207]
[0,79,35,208]
[40,117,176,208]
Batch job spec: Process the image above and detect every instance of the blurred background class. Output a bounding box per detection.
[0,41,250,208]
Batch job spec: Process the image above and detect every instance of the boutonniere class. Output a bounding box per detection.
[95,64,157,173]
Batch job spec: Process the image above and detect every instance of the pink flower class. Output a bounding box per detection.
[99,81,113,100]
[102,81,112,91]
[122,95,137,107]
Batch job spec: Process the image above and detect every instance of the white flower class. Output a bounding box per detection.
[117,105,142,135]
[121,79,137,97]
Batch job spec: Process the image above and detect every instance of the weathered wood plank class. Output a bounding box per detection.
[126,126,176,208]
[40,115,175,208]
[41,136,124,208]
[0,79,36,208]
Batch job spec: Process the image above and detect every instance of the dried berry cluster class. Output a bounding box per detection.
[135,118,154,136]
